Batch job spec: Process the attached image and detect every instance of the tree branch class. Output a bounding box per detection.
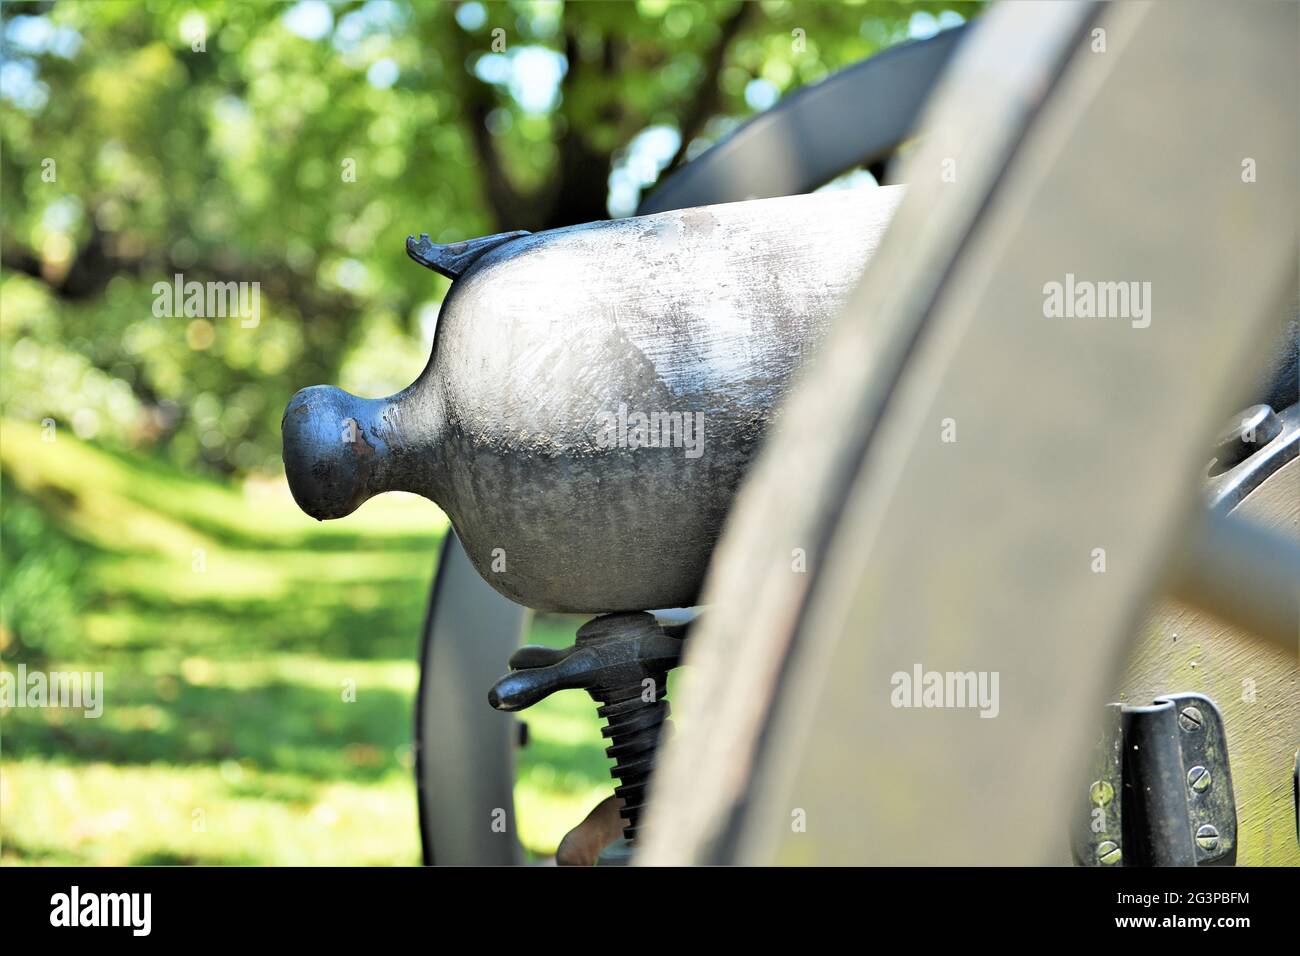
[443,4,539,230]
[664,1,755,173]
[541,21,620,229]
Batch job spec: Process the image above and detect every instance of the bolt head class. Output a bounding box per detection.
[1090,780,1114,807]
[1195,824,1220,852]
[1178,706,1204,732]
[1096,840,1122,865]
[1187,765,1211,793]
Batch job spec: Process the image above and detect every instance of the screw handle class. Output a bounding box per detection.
[487,614,683,712]
[488,646,601,712]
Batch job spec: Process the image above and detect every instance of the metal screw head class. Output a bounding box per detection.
[1178,706,1204,732]
[1195,824,1220,852]
[1090,780,1114,807]
[1187,765,1211,793]
[1096,840,1122,865]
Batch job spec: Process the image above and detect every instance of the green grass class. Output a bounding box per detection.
[0,418,609,865]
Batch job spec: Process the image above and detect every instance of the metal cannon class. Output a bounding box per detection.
[282,185,903,613]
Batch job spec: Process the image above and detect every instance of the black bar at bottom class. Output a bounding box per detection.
[0,864,1289,941]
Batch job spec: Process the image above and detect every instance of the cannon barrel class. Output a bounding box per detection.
[283,186,904,612]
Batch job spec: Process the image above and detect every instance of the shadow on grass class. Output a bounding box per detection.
[2,432,614,862]
[6,679,413,782]
[89,444,446,554]
[0,834,261,867]
[93,576,434,660]
[129,848,261,866]
[6,669,612,794]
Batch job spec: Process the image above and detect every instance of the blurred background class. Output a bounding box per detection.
[1,0,978,864]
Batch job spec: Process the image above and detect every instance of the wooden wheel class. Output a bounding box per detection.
[641,0,1298,866]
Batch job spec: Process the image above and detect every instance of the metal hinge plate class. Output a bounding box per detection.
[1074,692,1236,866]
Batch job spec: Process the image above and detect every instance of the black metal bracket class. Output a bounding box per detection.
[1074,692,1236,866]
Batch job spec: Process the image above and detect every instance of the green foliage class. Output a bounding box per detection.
[0,473,88,662]
[2,0,979,476]
[0,419,613,862]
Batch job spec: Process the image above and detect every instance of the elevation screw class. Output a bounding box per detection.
[488,611,683,843]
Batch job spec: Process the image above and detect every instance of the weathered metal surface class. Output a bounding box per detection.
[283,186,903,612]
[1120,696,1233,865]
[1075,704,1125,865]
[1072,693,1237,867]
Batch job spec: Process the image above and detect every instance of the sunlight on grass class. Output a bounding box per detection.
[2,758,418,866]
[1,420,608,865]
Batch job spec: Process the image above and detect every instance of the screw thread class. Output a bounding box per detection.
[595,678,673,841]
